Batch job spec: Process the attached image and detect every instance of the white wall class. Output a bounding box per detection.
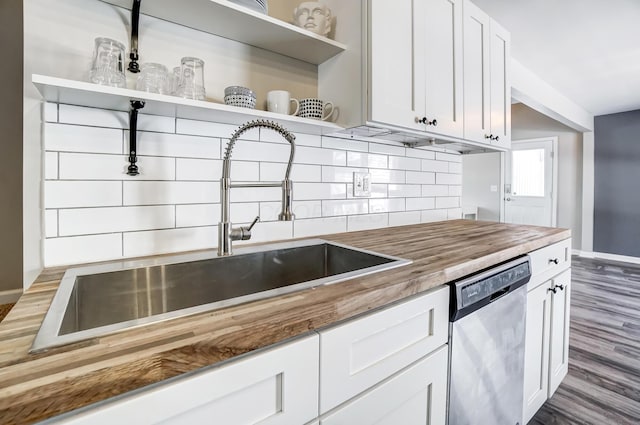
[462,153,501,222]
[512,103,583,248]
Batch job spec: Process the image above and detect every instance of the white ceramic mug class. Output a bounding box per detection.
[298,98,334,121]
[267,90,300,115]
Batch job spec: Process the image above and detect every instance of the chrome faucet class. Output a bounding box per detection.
[218,120,296,256]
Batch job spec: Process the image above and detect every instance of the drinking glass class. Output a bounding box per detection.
[175,57,206,100]
[89,37,126,88]
[136,63,170,94]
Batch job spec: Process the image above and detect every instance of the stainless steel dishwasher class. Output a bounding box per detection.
[447,256,531,425]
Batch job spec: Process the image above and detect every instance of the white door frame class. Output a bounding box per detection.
[500,137,558,226]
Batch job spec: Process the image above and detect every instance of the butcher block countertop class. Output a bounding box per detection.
[0,220,570,424]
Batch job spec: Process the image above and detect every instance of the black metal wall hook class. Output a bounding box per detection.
[127,100,146,176]
[128,0,142,73]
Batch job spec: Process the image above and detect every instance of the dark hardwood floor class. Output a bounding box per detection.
[530,256,640,425]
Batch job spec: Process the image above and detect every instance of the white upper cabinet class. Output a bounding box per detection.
[368,0,464,138]
[463,0,511,148]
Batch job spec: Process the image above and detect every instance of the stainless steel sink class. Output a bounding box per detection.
[32,239,410,352]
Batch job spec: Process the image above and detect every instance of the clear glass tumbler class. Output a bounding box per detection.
[175,57,206,100]
[89,37,126,88]
[170,66,181,96]
[136,63,170,94]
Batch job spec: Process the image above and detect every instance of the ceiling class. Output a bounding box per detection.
[472,0,640,116]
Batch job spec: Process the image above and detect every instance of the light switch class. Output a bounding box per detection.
[353,172,371,197]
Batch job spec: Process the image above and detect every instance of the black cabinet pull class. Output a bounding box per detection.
[554,284,565,291]
[485,134,492,139]
[548,258,559,265]
[428,118,437,126]
[547,286,557,294]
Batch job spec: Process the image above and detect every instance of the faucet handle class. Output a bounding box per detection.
[248,216,260,231]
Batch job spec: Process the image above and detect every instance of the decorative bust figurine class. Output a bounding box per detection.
[293,2,333,37]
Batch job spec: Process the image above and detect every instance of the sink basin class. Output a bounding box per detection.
[32,239,410,352]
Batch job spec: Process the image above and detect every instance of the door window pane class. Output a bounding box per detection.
[512,149,545,197]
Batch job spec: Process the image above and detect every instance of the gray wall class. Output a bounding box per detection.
[594,109,640,257]
[0,0,23,295]
[512,104,583,249]
[462,153,502,221]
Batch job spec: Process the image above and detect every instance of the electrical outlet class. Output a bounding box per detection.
[353,172,371,197]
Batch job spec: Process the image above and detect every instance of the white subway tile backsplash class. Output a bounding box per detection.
[389,211,421,227]
[134,132,220,159]
[229,140,292,163]
[176,119,237,138]
[422,159,449,173]
[369,169,405,184]
[45,233,122,266]
[347,152,387,169]
[448,208,463,219]
[406,171,435,185]
[436,152,462,163]
[449,162,462,174]
[436,173,462,185]
[348,213,388,232]
[260,163,321,182]
[59,104,127,128]
[389,184,422,198]
[369,142,405,157]
[449,185,462,196]
[45,181,122,208]
[369,198,405,213]
[45,123,122,154]
[294,216,347,238]
[59,206,175,236]
[296,146,347,166]
[322,199,368,217]
[422,185,450,197]
[43,106,460,264]
[45,210,58,238]
[44,102,58,122]
[59,153,175,181]
[45,152,58,180]
[421,209,449,223]
[322,166,367,183]
[407,148,435,160]
[322,137,368,152]
[123,227,217,258]
[406,197,435,211]
[388,156,421,171]
[294,183,347,200]
[123,181,219,205]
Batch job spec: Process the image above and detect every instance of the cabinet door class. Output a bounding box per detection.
[369,0,426,131]
[321,346,448,425]
[549,269,571,396]
[423,0,464,138]
[489,19,511,149]
[50,335,320,425]
[523,281,552,424]
[462,0,491,143]
[319,287,449,413]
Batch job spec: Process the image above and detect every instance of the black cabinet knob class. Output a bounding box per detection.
[549,258,559,265]
[493,135,500,141]
[416,116,428,124]
[547,286,557,294]
[429,119,438,126]
[555,284,565,291]
[485,134,492,139]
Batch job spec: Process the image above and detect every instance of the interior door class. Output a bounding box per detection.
[504,139,555,226]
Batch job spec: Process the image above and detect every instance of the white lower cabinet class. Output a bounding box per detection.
[320,346,448,425]
[523,268,571,423]
[49,335,320,425]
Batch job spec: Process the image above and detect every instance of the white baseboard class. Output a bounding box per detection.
[0,289,22,305]
[575,250,640,265]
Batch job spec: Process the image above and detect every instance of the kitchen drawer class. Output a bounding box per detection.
[528,238,571,289]
[318,286,449,413]
[320,345,448,425]
[46,334,319,425]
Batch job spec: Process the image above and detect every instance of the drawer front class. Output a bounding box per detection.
[320,346,448,425]
[528,238,571,288]
[319,286,449,413]
[49,335,320,425]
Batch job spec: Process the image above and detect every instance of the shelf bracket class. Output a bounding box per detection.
[128,0,142,73]
[127,100,145,176]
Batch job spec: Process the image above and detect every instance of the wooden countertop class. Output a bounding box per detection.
[0,220,570,424]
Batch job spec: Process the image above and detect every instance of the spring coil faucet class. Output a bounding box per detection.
[218,120,296,256]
